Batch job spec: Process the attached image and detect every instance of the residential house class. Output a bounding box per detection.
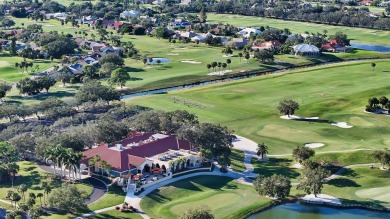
[224,38,249,49]
[81,16,98,24]
[252,40,282,50]
[237,28,261,38]
[293,44,320,56]
[321,40,351,52]
[120,10,141,19]
[80,132,202,177]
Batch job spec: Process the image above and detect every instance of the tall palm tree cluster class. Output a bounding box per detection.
[206,58,231,74]
[44,145,84,181]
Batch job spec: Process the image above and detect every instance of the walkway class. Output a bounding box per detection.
[83,177,107,204]
[231,135,259,180]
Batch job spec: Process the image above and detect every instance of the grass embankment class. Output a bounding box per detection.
[324,166,390,206]
[128,60,390,154]
[207,13,390,46]
[0,162,92,202]
[140,176,272,219]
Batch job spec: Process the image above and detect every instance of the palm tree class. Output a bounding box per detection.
[37,193,43,206]
[226,59,231,69]
[63,148,74,180]
[238,52,243,63]
[88,154,101,175]
[222,63,227,73]
[54,146,66,179]
[10,192,21,209]
[6,162,19,188]
[257,143,269,160]
[100,160,108,176]
[28,192,36,200]
[42,184,51,204]
[17,184,27,201]
[371,62,376,72]
[206,64,211,73]
[168,161,175,173]
[217,62,222,73]
[72,151,84,180]
[45,147,57,176]
[177,157,186,170]
[156,59,161,67]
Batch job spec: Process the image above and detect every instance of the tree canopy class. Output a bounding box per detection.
[254,174,291,199]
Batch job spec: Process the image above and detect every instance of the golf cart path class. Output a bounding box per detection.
[231,135,259,178]
[325,163,377,181]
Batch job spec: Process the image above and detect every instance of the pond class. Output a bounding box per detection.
[247,203,390,219]
[0,208,6,219]
[350,43,390,53]
[147,58,171,65]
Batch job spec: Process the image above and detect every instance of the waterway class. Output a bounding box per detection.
[247,203,390,219]
[351,43,390,53]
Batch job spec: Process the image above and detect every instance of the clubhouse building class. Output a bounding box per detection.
[80,132,202,177]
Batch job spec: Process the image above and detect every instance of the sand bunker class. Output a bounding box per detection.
[208,70,232,76]
[280,115,319,120]
[331,122,353,128]
[45,25,55,27]
[167,53,179,56]
[302,194,342,205]
[181,60,201,64]
[304,143,325,148]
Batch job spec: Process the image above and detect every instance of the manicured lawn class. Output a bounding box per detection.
[0,54,53,83]
[324,167,390,206]
[128,59,390,154]
[88,210,143,219]
[252,157,301,183]
[87,186,126,211]
[230,149,246,172]
[313,151,375,166]
[207,13,390,46]
[0,162,93,203]
[140,176,271,219]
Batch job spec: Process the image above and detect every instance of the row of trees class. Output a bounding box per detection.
[16,76,56,95]
[44,145,85,181]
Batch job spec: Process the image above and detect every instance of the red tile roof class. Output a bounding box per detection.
[81,133,193,172]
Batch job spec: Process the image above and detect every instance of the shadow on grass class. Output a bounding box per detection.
[123,66,144,73]
[328,178,361,187]
[253,158,300,180]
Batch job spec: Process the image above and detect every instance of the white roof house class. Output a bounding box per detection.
[237,28,261,38]
[120,10,141,18]
[53,12,67,18]
[293,44,320,56]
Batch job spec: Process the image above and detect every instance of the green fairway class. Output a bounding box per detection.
[324,167,390,206]
[140,176,271,219]
[207,14,390,46]
[127,59,390,154]
[88,210,143,219]
[0,55,53,83]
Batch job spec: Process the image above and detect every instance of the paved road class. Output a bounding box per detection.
[84,177,107,204]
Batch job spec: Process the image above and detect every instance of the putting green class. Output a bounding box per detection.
[355,186,390,202]
[170,193,241,217]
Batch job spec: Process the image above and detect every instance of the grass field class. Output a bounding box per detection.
[140,176,272,219]
[207,13,390,46]
[0,161,93,216]
[0,55,53,83]
[324,167,390,206]
[88,210,143,219]
[127,59,390,154]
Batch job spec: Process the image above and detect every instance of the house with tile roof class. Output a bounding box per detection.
[321,40,351,52]
[80,132,202,178]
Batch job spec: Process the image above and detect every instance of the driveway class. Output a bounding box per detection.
[84,177,107,204]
